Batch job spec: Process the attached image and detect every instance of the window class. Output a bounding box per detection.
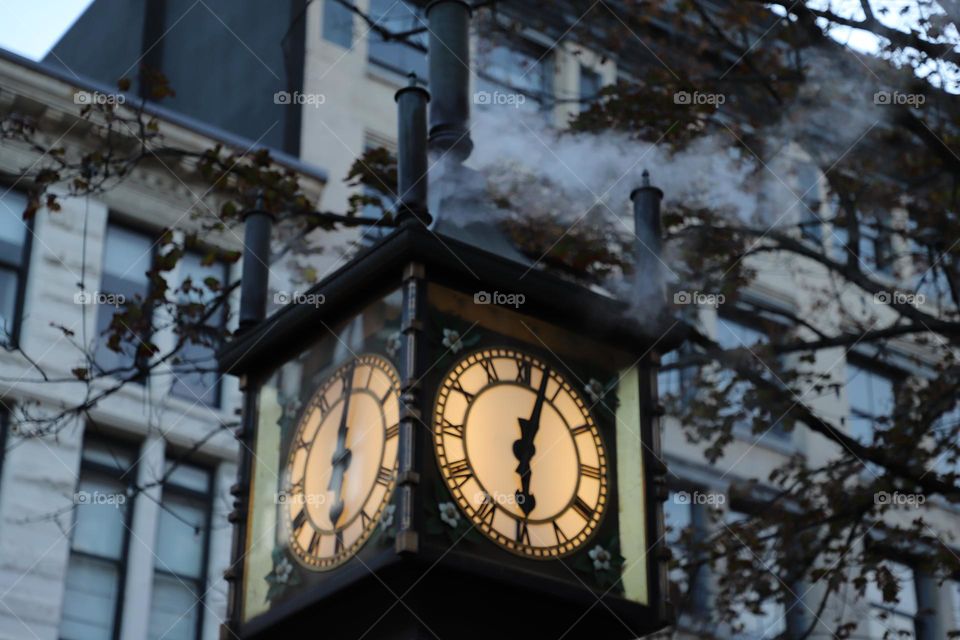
[94,223,155,378]
[0,403,8,490]
[322,0,353,48]
[664,489,709,614]
[845,362,896,444]
[866,562,918,638]
[60,438,136,640]
[475,37,553,113]
[0,190,32,345]
[831,205,893,274]
[579,65,602,112]
[146,460,212,640]
[715,317,789,440]
[796,162,822,244]
[725,509,787,639]
[169,250,228,408]
[367,0,428,78]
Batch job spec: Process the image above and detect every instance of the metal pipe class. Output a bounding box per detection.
[630,170,665,301]
[426,0,473,161]
[395,73,432,226]
[238,192,273,330]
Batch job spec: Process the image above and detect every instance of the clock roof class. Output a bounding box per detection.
[219,224,685,377]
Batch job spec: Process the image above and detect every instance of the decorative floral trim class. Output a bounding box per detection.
[438,501,460,528]
[442,328,464,353]
[588,544,612,571]
[265,547,301,602]
[385,331,402,359]
[584,378,606,404]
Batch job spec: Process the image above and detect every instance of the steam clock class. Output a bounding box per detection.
[219,2,675,638]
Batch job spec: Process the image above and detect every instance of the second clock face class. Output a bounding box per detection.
[433,348,609,558]
[282,354,401,570]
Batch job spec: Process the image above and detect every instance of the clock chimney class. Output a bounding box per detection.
[394,73,431,227]
[630,170,665,302]
[426,0,473,162]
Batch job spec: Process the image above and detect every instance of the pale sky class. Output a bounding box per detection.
[0,0,93,60]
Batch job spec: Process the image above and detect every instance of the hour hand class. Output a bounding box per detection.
[513,420,537,516]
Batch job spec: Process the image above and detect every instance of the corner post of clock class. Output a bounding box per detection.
[396,262,427,554]
[395,73,432,227]
[222,373,258,639]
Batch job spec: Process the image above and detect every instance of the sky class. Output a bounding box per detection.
[0,0,93,60]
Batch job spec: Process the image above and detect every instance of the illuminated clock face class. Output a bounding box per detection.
[282,354,401,570]
[433,348,608,558]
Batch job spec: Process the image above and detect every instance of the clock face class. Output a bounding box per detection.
[433,348,608,558]
[282,354,401,570]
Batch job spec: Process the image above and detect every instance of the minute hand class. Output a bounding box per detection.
[327,363,355,527]
[513,369,549,517]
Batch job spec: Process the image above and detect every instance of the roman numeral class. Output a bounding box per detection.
[452,379,474,402]
[516,360,531,385]
[572,497,595,521]
[385,423,400,439]
[365,365,374,388]
[553,521,569,545]
[441,419,464,439]
[447,459,472,487]
[308,531,322,555]
[360,510,372,528]
[334,530,344,554]
[380,388,393,404]
[376,466,393,486]
[317,394,331,414]
[292,508,307,533]
[480,358,499,382]
[571,424,591,436]
[580,464,602,480]
[516,519,531,545]
[475,499,496,526]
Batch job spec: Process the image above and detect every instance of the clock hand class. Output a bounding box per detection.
[513,368,549,517]
[327,362,356,528]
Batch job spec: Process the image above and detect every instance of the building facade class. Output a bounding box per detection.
[0,1,955,639]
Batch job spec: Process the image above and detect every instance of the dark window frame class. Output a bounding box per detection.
[0,188,35,348]
[95,218,160,383]
[150,458,214,640]
[169,244,231,408]
[61,434,139,640]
